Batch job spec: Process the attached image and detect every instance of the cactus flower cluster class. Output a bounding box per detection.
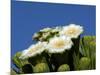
[12,24,96,74]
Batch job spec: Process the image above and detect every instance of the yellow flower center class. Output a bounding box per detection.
[64,27,78,36]
[52,39,65,49]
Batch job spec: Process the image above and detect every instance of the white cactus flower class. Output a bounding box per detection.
[19,49,30,59]
[47,36,73,53]
[19,42,47,59]
[51,26,62,33]
[60,24,83,38]
[40,27,52,32]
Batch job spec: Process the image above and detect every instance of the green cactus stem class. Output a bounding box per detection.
[80,36,96,57]
[78,57,90,70]
[28,52,53,72]
[12,52,22,68]
[57,64,70,72]
[80,36,96,69]
[12,52,29,68]
[33,63,50,73]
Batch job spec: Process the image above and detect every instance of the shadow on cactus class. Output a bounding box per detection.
[11,24,96,74]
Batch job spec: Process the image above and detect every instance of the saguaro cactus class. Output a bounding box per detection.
[33,63,50,73]
[57,64,70,72]
[12,52,31,73]
[80,36,96,69]
[78,57,90,70]
[12,24,96,74]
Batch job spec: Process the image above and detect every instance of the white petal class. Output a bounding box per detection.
[40,27,52,32]
[60,24,83,38]
[47,36,73,53]
[20,42,47,59]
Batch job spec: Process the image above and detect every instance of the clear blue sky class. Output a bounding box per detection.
[11,1,96,56]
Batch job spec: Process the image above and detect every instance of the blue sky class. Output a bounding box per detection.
[11,1,96,56]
